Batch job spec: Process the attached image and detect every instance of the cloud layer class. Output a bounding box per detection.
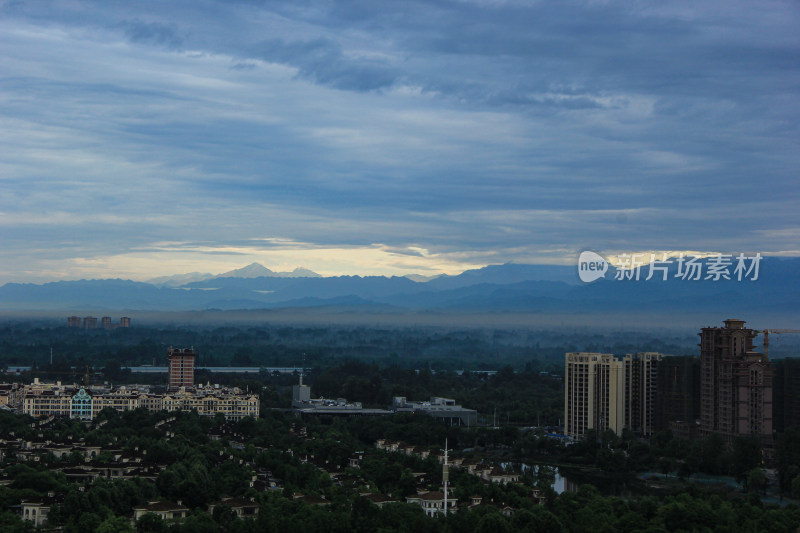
[1,0,799,283]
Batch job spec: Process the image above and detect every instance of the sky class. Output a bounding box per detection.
[1,0,799,284]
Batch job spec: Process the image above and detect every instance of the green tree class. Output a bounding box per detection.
[475,512,512,533]
[179,513,218,533]
[97,516,135,533]
[746,468,767,494]
[212,504,238,531]
[136,513,167,533]
[71,512,103,533]
[512,507,565,533]
[349,496,379,533]
[0,510,33,533]
[732,436,761,483]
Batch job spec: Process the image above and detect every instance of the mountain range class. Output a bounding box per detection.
[1,259,798,325]
[146,263,322,287]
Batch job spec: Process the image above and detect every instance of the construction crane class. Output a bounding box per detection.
[760,329,800,359]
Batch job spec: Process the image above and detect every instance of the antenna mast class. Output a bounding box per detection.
[443,439,449,516]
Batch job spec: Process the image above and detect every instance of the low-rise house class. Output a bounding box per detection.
[360,493,397,508]
[484,466,519,484]
[405,490,457,517]
[348,452,364,468]
[21,499,51,527]
[21,493,62,527]
[474,463,493,479]
[399,443,417,455]
[414,447,430,459]
[14,450,39,462]
[133,500,189,522]
[460,458,480,474]
[208,497,259,518]
[291,493,331,506]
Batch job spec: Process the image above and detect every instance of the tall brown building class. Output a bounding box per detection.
[699,319,772,444]
[167,347,196,391]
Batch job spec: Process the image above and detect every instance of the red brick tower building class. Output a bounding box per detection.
[167,347,196,391]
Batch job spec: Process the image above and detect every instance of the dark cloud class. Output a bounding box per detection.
[230,61,257,70]
[251,37,397,91]
[382,247,426,258]
[122,20,183,49]
[1,0,799,282]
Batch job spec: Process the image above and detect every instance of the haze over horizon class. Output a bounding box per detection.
[2,1,799,286]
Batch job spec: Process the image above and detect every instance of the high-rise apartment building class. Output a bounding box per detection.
[67,316,82,328]
[83,316,98,329]
[623,352,661,436]
[101,317,112,330]
[564,352,663,439]
[773,358,800,433]
[167,347,196,391]
[699,319,772,444]
[654,355,700,432]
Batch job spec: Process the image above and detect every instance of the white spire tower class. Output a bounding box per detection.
[443,438,449,516]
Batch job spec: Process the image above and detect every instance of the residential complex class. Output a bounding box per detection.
[564,352,663,439]
[4,346,259,421]
[13,380,259,421]
[565,319,777,445]
[67,316,130,329]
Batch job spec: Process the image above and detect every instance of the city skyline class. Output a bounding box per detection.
[2,1,799,285]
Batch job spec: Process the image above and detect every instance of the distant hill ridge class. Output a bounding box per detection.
[1,259,798,320]
[147,263,322,286]
[215,263,322,279]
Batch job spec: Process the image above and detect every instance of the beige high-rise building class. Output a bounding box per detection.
[564,353,625,438]
[565,352,663,439]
